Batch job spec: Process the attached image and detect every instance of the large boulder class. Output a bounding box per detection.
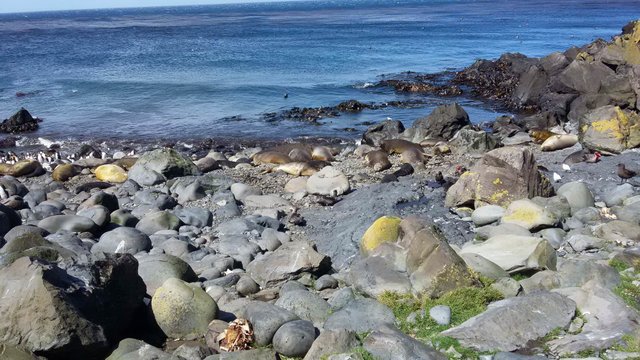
[128,149,199,186]
[500,199,558,231]
[363,120,405,147]
[0,108,39,133]
[579,105,640,154]
[441,292,575,352]
[557,60,615,94]
[397,217,475,296]
[0,255,145,359]
[459,235,556,273]
[513,65,548,107]
[136,253,197,296]
[404,103,471,142]
[246,241,330,288]
[445,147,554,208]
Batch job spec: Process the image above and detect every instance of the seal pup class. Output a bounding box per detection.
[400,147,428,167]
[311,146,334,161]
[380,139,423,155]
[618,163,637,183]
[364,150,391,172]
[252,151,292,165]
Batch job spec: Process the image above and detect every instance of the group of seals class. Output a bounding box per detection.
[361,138,431,172]
[252,144,337,176]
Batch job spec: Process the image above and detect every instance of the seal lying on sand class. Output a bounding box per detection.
[253,151,292,165]
[268,160,329,176]
[311,146,334,161]
[380,139,423,155]
[288,148,312,162]
[540,134,578,151]
[365,150,391,172]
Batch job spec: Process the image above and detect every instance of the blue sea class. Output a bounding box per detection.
[0,0,637,142]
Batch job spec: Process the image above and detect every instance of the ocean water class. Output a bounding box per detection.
[0,0,637,142]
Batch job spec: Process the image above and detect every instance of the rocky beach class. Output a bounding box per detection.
[1,18,640,360]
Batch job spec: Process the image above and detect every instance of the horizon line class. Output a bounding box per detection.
[0,0,300,15]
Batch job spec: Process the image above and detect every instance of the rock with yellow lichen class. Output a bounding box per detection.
[151,277,217,340]
[500,199,558,231]
[579,105,640,154]
[445,147,554,209]
[95,164,128,183]
[360,216,402,254]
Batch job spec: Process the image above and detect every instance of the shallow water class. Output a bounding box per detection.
[0,0,637,141]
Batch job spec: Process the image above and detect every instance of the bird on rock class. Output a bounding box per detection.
[617,163,637,184]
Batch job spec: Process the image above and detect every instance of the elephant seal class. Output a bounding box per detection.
[380,139,423,155]
[365,150,391,172]
[288,148,312,162]
[540,134,578,151]
[253,151,292,165]
[400,147,428,165]
[311,146,334,161]
[271,160,328,176]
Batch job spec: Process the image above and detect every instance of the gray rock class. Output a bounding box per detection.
[557,182,595,214]
[450,128,498,155]
[363,119,405,147]
[243,194,291,209]
[110,209,139,227]
[429,305,451,326]
[136,210,181,235]
[501,199,558,231]
[579,105,640,154]
[566,234,606,252]
[616,201,640,225]
[328,287,356,310]
[572,207,601,224]
[347,256,412,298]
[173,207,213,228]
[76,205,110,228]
[37,215,96,234]
[405,103,470,142]
[171,179,205,204]
[136,253,197,296]
[280,280,308,294]
[0,255,145,359]
[303,329,359,360]
[230,183,262,201]
[603,183,634,207]
[441,292,576,351]
[549,282,640,355]
[236,276,260,296]
[476,223,531,241]
[594,220,640,242]
[106,338,180,360]
[556,259,620,289]
[272,320,317,357]
[460,235,556,273]
[493,352,547,360]
[315,274,338,290]
[93,227,151,255]
[3,225,48,243]
[158,238,194,258]
[460,253,510,280]
[363,325,446,360]
[537,228,566,249]
[172,343,214,360]
[246,241,330,288]
[203,348,277,360]
[445,147,554,209]
[471,205,505,226]
[275,289,332,327]
[324,298,395,333]
[129,148,199,186]
[490,277,522,298]
[245,301,299,346]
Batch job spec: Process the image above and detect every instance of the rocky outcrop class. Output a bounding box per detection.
[0,255,145,359]
[445,147,554,208]
[404,103,471,142]
[0,108,39,134]
[128,148,199,186]
[579,105,640,154]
